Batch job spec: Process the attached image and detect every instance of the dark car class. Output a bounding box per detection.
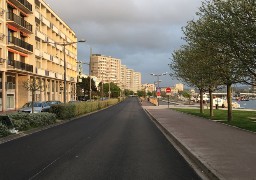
[42,101,62,112]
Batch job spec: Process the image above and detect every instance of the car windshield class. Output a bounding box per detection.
[22,102,43,108]
[47,101,60,105]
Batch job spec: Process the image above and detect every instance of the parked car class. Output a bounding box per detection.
[68,100,81,103]
[18,101,50,113]
[42,101,62,112]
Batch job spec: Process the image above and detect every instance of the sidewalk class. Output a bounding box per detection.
[141,100,256,180]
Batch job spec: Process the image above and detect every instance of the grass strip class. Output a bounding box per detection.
[173,108,256,132]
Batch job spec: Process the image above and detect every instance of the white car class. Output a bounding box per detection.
[18,101,50,113]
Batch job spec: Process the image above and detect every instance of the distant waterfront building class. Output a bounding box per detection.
[175,83,184,92]
[142,83,155,93]
[0,0,78,112]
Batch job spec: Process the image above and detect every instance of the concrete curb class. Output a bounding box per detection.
[143,108,222,180]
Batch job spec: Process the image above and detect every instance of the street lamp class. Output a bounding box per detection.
[150,72,167,106]
[43,39,86,103]
[77,61,92,101]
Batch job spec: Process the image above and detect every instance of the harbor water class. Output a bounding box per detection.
[236,99,256,109]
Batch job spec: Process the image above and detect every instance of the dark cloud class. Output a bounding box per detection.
[44,0,202,86]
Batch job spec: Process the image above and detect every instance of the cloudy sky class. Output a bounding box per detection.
[44,0,202,87]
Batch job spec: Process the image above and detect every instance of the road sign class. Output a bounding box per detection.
[166,87,171,93]
[166,87,171,95]
[157,92,161,96]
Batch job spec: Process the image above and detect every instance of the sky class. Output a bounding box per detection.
[44,0,202,87]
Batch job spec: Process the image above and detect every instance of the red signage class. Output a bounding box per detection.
[166,87,171,93]
[157,92,161,96]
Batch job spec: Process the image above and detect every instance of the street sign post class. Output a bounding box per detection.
[156,87,161,99]
[165,87,171,108]
[166,87,171,95]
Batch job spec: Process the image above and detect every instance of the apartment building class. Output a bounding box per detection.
[133,72,141,92]
[120,65,127,90]
[90,54,142,93]
[0,0,78,112]
[91,54,121,86]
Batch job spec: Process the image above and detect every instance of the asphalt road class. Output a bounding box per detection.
[0,97,200,180]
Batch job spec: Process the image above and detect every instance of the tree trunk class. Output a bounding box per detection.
[32,76,35,113]
[227,84,233,122]
[200,89,204,114]
[209,88,214,118]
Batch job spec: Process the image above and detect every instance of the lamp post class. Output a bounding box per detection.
[77,61,91,101]
[150,72,167,106]
[108,80,111,99]
[43,39,86,103]
[100,71,105,100]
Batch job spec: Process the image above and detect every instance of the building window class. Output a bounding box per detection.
[20,55,25,63]
[36,40,40,49]
[36,58,41,68]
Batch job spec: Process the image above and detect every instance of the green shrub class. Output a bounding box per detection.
[0,123,11,137]
[9,112,57,131]
[50,103,76,119]
[50,99,120,120]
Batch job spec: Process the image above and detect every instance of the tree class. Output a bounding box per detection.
[77,77,97,99]
[181,91,192,104]
[23,76,44,113]
[171,45,211,114]
[173,0,254,121]
[102,82,121,98]
[192,0,252,121]
[137,90,146,97]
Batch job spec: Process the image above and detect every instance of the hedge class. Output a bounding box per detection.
[8,112,57,131]
[50,99,120,120]
[0,123,11,137]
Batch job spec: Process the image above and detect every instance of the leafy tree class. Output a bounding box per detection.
[147,91,153,97]
[77,77,97,99]
[181,90,192,104]
[23,76,44,113]
[171,45,210,114]
[102,82,121,98]
[137,90,146,97]
[192,0,252,121]
[172,0,254,121]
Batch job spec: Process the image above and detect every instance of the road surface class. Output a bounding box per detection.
[0,97,200,180]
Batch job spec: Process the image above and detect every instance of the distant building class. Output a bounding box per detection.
[142,83,155,93]
[175,83,184,92]
[90,54,141,92]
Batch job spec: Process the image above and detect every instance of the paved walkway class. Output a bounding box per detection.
[141,100,256,180]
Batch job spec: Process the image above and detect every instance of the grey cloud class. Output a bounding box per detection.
[44,0,202,86]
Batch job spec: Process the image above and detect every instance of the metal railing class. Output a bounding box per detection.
[8,36,33,52]
[17,0,32,11]
[7,12,32,32]
[8,59,33,72]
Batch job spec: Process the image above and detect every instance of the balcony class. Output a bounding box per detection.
[7,36,33,53]
[7,12,32,33]
[7,59,33,73]
[8,0,32,14]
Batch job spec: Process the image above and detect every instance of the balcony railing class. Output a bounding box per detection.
[7,12,32,32]
[19,0,32,11]
[9,0,32,12]
[8,36,33,52]
[8,59,33,72]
